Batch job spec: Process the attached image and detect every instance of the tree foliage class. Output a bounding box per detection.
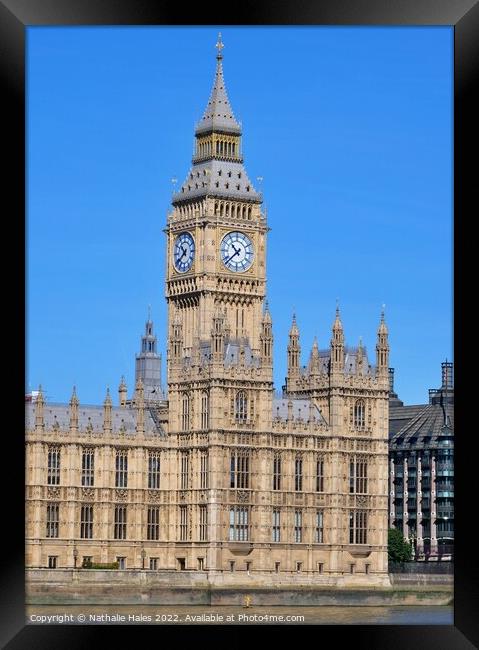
[388,527,413,563]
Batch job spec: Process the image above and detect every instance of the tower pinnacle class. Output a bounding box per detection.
[216,32,224,60]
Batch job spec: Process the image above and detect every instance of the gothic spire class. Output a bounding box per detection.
[196,33,241,136]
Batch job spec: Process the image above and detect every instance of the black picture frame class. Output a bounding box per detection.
[2,0,475,647]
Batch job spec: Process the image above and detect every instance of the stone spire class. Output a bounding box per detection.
[134,377,145,434]
[310,336,320,376]
[118,376,127,407]
[69,386,79,432]
[260,300,273,366]
[35,384,45,431]
[103,387,112,433]
[196,32,241,136]
[171,312,183,363]
[287,313,301,378]
[330,305,344,373]
[173,34,261,205]
[135,310,162,402]
[376,306,389,375]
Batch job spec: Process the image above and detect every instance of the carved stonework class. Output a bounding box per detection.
[115,489,128,502]
[47,487,60,499]
[81,488,95,500]
[148,490,162,503]
[236,490,249,503]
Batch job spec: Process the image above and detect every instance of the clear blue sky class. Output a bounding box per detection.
[27,26,453,406]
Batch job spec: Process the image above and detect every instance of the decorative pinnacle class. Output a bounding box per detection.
[216,32,224,59]
[381,303,386,321]
[335,298,340,318]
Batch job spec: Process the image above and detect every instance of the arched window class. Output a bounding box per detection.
[181,393,190,431]
[201,391,209,430]
[235,391,248,423]
[353,399,365,429]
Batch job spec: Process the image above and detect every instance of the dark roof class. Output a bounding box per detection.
[390,402,454,451]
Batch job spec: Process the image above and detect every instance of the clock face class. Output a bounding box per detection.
[220,231,254,272]
[173,232,195,272]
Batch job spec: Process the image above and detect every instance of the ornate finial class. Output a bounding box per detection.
[336,298,340,317]
[381,303,386,321]
[216,32,224,59]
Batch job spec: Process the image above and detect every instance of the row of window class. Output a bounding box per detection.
[46,448,369,494]
[45,504,368,544]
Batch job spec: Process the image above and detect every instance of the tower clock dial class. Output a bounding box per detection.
[220,231,254,272]
[173,232,195,272]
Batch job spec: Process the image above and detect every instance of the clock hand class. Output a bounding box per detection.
[180,245,187,260]
[224,247,241,265]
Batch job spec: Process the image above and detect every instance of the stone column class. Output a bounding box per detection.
[416,455,423,557]
[402,457,409,539]
[389,457,395,529]
[430,454,438,556]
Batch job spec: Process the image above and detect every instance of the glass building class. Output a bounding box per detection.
[389,362,454,561]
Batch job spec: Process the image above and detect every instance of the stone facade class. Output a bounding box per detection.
[25,36,390,587]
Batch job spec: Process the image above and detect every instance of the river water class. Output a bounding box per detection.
[26,604,453,625]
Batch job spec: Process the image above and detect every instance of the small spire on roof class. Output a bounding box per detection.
[216,32,224,59]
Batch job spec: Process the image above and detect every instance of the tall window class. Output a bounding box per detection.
[46,503,59,538]
[273,455,281,491]
[315,510,324,543]
[229,506,250,541]
[114,506,127,540]
[80,504,93,539]
[201,391,209,430]
[179,505,189,541]
[199,505,208,541]
[235,391,248,423]
[147,507,160,540]
[316,457,324,492]
[81,448,95,487]
[47,446,61,485]
[272,509,281,542]
[295,457,303,492]
[353,399,365,429]
[180,451,190,490]
[230,450,250,488]
[181,393,190,431]
[349,456,368,494]
[200,451,209,489]
[115,449,128,488]
[349,510,367,544]
[294,510,302,543]
[148,451,161,489]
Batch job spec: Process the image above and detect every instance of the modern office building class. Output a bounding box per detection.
[389,362,454,560]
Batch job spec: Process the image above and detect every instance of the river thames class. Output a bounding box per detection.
[26,604,453,625]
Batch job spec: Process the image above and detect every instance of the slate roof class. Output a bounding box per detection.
[195,54,241,136]
[272,397,327,424]
[25,402,165,436]
[390,402,454,450]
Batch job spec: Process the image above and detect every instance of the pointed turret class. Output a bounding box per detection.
[135,309,162,401]
[260,300,273,366]
[103,387,112,433]
[69,386,79,432]
[118,376,127,407]
[173,33,261,205]
[310,336,320,376]
[35,384,45,431]
[376,306,389,375]
[196,32,241,137]
[287,313,301,379]
[330,305,344,373]
[134,377,145,434]
[356,336,364,375]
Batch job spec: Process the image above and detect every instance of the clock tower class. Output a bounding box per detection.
[165,34,272,436]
